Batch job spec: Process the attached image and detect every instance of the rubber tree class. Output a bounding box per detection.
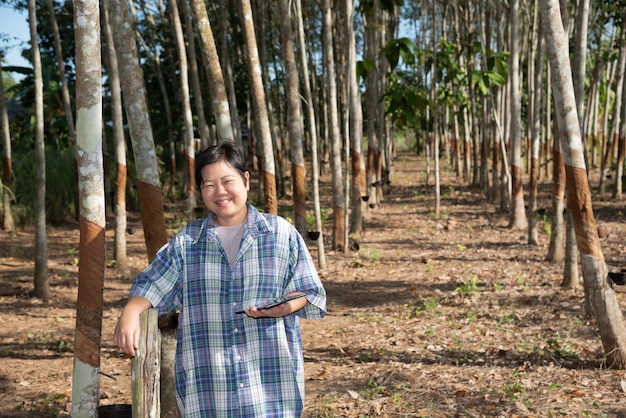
[180,0,211,148]
[46,0,78,220]
[347,0,366,238]
[70,0,105,413]
[277,0,307,234]
[322,0,345,251]
[0,58,14,232]
[107,0,168,260]
[28,0,49,300]
[169,0,196,219]
[295,0,327,268]
[527,0,543,246]
[101,0,128,274]
[508,0,528,230]
[542,0,626,368]
[239,0,278,214]
[189,0,235,144]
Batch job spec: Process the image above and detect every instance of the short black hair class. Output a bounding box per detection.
[195,142,248,189]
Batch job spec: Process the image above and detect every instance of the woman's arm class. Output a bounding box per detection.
[243,291,308,318]
[113,296,154,356]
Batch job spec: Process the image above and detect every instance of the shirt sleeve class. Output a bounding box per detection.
[285,224,327,320]
[130,234,184,315]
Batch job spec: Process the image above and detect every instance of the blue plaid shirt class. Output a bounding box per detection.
[130,204,326,417]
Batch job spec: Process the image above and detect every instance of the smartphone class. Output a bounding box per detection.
[236,292,306,314]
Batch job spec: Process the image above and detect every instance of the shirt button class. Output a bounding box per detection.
[236,355,241,361]
[232,301,237,307]
[234,328,239,333]
[239,383,245,388]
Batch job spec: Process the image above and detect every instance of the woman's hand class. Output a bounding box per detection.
[244,293,308,318]
[113,296,153,356]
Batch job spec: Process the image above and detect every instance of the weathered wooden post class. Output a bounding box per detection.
[159,312,180,417]
[132,308,160,417]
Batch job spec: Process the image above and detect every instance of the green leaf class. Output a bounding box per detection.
[356,59,376,81]
[486,71,506,87]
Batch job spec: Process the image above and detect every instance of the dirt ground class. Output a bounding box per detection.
[2,151,626,417]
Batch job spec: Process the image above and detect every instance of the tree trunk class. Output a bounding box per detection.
[180,0,210,148]
[189,0,234,144]
[586,59,601,169]
[46,0,76,148]
[47,0,79,221]
[508,0,527,230]
[431,2,441,218]
[322,0,345,251]
[239,0,277,214]
[295,0,326,268]
[528,3,543,246]
[254,2,283,196]
[364,13,379,210]
[546,139,566,263]
[347,0,366,237]
[215,0,242,146]
[542,0,626,368]
[29,0,49,301]
[599,49,615,177]
[170,0,196,219]
[107,0,168,261]
[572,0,590,149]
[71,0,105,414]
[277,0,307,235]
[600,27,625,193]
[562,210,580,289]
[0,59,14,233]
[101,0,128,274]
[134,4,176,198]
[616,112,625,199]
[614,54,626,200]
[544,63,553,180]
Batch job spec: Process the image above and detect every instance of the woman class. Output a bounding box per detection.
[114,142,326,417]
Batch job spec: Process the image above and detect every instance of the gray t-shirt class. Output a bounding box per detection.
[215,222,245,265]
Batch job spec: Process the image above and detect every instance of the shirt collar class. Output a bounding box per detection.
[202,203,272,236]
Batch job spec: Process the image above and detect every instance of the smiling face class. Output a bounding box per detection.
[200,160,250,226]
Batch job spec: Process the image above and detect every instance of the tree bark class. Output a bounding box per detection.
[134,2,176,197]
[542,0,626,368]
[180,0,210,149]
[46,0,78,221]
[322,0,345,251]
[215,0,242,146]
[254,2,284,196]
[107,0,168,262]
[614,59,626,200]
[562,210,580,289]
[189,0,235,144]
[239,0,277,214]
[347,0,365,237]
[170,0,196,219]
[546,139,566,263]
[0,59,14,233]
[364,12,379,210]
[29,0,50,301]
[528,1,543,246]
[71,0,105,413]
[572,0,590,145]
[277,0,307,235]
[295,0,326,268]
[101,0,128,273]
[600,26,626,193]
[508,0,528,230]
[46,0,76,148]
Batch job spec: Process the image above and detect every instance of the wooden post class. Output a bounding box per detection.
[132,308,160,417]
[158,312,180,417]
